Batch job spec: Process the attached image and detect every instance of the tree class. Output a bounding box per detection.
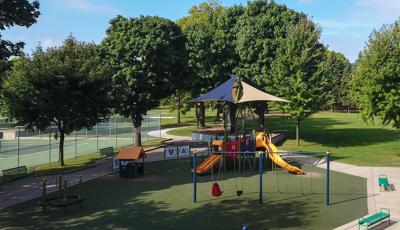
[180,1,241,129]
[0,0,40,92]
[1,37,111,166]
[320,50,352,106]
[234,0,304,127]
[101,15,186,146]
[271,18,327,146]
[0,0,40,61]
[351,20,400,128]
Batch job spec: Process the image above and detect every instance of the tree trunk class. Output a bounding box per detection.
[216,106,222,120]
[177,93,181,124]
[58,131,65,166]
[197,102,206,128]
[132,114,142,147]
[255,103,266,130]
[296,120,300,146]
[229,104,236,133]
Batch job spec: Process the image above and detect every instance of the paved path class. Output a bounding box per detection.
[285,153,400,229]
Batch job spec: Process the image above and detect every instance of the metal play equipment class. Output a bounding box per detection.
[189,75,331,205]
[39,175,85,212]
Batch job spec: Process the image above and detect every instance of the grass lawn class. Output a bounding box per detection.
[266,112,400,167]
[0,158,367,230]
[166,112,400,167]
[151,107,216,129]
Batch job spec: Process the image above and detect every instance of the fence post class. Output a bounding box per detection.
[159,112,162,139]
[49,127,52,163]
[259,151,263,204]
[96,124,99,154]
[193,150,197,203]
[17,127,20,167]
[146,115,149,141]
[109,117,112,137]
[115,117,117,148]
[75,131,77,158]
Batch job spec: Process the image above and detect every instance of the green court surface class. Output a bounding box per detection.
[0,158,368,230]
[0,136,142,171]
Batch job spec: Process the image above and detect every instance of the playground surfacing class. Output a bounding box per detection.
[0,158,368,229]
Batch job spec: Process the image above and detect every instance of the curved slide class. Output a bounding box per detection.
[192,155,222,174]
[256,132,304,175]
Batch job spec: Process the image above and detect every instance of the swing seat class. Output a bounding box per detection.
[212,182,224,197]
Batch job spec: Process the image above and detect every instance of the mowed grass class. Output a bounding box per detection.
[151,107,216,129]
[0,158,368,230]
[166,111,400,167]
[264,112,400,166]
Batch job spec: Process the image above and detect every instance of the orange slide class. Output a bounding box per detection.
[256,132,304,175]
[192,155,222,174]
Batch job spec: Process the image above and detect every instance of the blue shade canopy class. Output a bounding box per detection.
[189,75,289,104]
[188,75,237,103]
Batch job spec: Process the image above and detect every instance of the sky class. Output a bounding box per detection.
[2,0,400,62]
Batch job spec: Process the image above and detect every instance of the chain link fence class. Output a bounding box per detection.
[0,114,161,171]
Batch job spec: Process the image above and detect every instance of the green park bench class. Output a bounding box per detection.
[358,208,390,229]
[1,165,30,183]
[99,147,116,157]
[378,175,390,191]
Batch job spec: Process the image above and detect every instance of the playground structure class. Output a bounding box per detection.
[39,175,85,212]
[189,75,332,205]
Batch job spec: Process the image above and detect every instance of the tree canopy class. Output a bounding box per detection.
[271,18,327,145]
[320,50,352,105]
[1,37,111,165]
[101,15,186,146]
[351,20,400,128]
[0,0,40,60]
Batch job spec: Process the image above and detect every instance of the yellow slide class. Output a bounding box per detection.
[192,155,222,174]
[256,132,304,175]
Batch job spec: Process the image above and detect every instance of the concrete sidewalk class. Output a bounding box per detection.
[286,153,400,230]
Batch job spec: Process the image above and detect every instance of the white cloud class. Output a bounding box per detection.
[352,0,400,21]
[40,38,60,49]
[316,19,379,29]
[65,0,119,14]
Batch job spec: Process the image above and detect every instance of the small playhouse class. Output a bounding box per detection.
[117,147,147,178]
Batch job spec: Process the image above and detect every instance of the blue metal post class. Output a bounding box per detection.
[326,152,330,206]
[259,151,263,204]
[193,151,197,203]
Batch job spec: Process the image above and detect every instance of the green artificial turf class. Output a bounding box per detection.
[0,158,367,230]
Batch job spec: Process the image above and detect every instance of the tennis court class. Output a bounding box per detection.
[0,115,161,171]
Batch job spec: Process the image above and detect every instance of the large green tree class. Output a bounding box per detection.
[1,37,111,166]
[271,18,327,145]
[0,0,40,91]
[234,0,305,127]
[180,1,241,129]
[351,20,400,128]
[101,15,186,146]
[0,0,40,60]
[320,50,352,106]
